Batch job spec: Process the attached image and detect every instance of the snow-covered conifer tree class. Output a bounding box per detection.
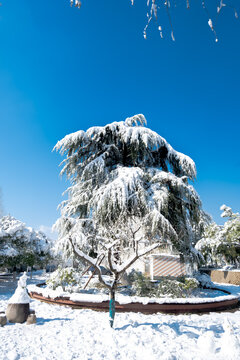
[196,205,240,267]
[54,114,207,326]
[0,215,51,271]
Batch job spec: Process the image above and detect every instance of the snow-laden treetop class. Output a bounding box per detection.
[54,114,196,180]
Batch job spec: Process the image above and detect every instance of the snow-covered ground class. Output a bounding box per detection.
[1,272,240,360]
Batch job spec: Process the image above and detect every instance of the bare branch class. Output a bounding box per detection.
[118,242,160,275]
[107,247,116,274]
[68,237,111,289]
[83,254,105,289]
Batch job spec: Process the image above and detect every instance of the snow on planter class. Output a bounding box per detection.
[28,284,239,305]
[6,272,31,323]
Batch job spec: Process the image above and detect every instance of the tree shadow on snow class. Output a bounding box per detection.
[116,321,181,333]
[115,320,223,339]
[36,317,71,325]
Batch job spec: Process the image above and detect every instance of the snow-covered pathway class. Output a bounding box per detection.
[0,275,240,360]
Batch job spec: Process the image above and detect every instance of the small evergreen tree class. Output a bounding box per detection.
[54,114,206,326]
[196,205,240,267]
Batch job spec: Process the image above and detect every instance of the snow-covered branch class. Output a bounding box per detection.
[68,1,239,42]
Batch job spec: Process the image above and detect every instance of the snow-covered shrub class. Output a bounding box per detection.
[0,215,51,270]
[127,270,155,297]
[182,277,200,295]
[155,277,199,298]
[196,205,240,268]
[128,270,199,298]
[194,272,213,288]
[91,279,110,294]
[46,267,83,292]
[155,279,185,298]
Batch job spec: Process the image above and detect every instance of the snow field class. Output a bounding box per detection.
[1,274,240,360]
[0,296,240,360]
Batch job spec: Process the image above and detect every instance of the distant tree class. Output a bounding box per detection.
[70,0,239,42]
[196,205,240,267]
[0,215,51,272]
[54,114,207,326]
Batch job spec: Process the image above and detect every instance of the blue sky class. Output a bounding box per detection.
[0,0,239,237]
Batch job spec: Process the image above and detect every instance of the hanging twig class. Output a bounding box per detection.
[202,0,219,41]
[164,1,175,41]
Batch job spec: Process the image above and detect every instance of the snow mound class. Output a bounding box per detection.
[8,272,30,304]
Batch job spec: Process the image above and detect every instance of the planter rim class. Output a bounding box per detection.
[29,285,240,314]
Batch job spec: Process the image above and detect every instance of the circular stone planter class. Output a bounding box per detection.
[6,303,30,323]
[28,286,240,314]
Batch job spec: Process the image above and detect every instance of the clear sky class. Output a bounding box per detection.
[0,0,239,237]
